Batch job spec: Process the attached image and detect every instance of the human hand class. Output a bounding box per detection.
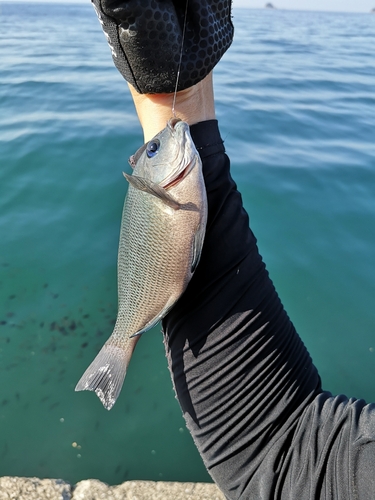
[90,0,233,94]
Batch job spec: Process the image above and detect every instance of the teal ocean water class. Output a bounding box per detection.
[1,1,375,485]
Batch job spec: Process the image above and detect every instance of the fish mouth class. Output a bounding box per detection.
[167,117,182,131]
[161,118,195,190]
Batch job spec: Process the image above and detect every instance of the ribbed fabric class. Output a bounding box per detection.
[162,120,375,500]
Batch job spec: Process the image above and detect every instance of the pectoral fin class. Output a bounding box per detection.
[191,222,206,273]
[123,173,181,210]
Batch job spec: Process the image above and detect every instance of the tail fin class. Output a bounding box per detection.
[75,343,134,410]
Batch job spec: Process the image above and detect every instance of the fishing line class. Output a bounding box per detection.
[172,0,189,118]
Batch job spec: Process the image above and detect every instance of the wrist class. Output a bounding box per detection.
[128,72,215,142]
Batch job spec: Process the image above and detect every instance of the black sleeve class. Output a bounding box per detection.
[162,120,375,500]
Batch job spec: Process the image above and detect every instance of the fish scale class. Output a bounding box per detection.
[75,119,207,410]
[114,188,180,340]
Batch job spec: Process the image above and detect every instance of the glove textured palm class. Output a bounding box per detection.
[91,0,233,94]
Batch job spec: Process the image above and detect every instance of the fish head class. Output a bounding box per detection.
[129,119,198,189]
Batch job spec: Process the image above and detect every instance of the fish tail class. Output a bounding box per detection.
[75,342,136,410]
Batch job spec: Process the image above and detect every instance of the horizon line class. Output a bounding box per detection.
[1,0,374,14]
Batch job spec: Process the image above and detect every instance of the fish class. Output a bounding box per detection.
[75,118,207,410]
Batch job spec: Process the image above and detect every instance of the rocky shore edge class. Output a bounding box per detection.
[0,477,226,500]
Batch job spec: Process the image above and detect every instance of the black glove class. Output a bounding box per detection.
[91,0,234,94]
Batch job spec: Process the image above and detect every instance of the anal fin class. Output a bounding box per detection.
[130,298,177,338]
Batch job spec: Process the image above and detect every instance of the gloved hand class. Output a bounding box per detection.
[91,0,234,94]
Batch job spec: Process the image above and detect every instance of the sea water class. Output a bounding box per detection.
[0,2,374,485]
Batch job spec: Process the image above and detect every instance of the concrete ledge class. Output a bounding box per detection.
[0,477,226,500]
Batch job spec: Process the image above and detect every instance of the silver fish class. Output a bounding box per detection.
[75,118,207,410]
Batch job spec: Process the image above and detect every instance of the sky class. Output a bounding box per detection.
[234,0,374,11]
[6,0,375,13]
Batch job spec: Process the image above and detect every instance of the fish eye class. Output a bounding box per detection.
[146,139,160,158]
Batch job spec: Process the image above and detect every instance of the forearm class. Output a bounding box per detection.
[128,81,321,498]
